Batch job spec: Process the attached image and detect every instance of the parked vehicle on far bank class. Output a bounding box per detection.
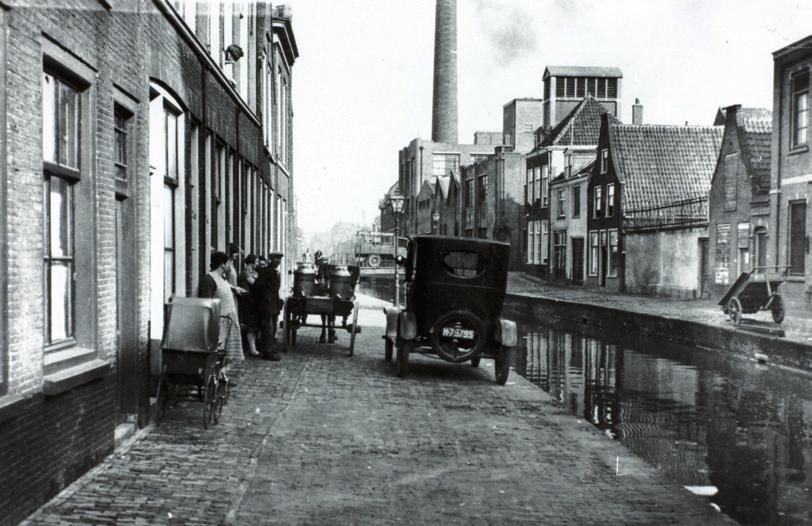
[383,236,517,384]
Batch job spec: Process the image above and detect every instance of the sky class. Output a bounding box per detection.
[285,0,812,234]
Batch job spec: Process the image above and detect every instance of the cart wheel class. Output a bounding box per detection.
[155,376,169,425]
[470,357,481,368]
[384,338,393,362]
[396,340,410,378]
[348,300,359,357]
[728,297,742,327]
[771,295,785,324]
[494,347,511,385]
[213,379,225,424]
[218,369,231,406]
[202,374,217,429]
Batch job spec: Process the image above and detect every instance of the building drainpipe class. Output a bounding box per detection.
[770,63,783,271]
[417,144,424,235]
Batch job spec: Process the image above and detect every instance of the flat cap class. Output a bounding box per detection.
[269,251,284,259]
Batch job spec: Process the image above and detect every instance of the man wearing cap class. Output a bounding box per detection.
[253,251,285,361]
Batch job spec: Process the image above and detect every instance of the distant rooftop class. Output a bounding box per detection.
[543,66,623,79]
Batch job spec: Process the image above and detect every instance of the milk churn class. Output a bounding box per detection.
[329,265,354,300]
[293,262,316,297]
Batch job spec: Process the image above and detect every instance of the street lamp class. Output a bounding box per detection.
[388,192,405,307]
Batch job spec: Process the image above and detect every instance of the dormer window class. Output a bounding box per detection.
[600,149,609,174]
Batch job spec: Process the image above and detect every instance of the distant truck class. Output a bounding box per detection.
[354,231,408,276]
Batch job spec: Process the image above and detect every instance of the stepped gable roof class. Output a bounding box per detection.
[608,124,723,213]
[543,66,623,79]
[541,96,620,148]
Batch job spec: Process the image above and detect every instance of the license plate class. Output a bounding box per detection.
[441,326,475,340]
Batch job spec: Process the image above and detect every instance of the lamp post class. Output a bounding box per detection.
[388,192,405,307]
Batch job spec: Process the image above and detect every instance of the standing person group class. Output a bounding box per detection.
[199,248,285,369]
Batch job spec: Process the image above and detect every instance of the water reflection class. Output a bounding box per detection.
[514,323,810,525]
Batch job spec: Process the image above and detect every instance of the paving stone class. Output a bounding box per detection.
[22,295,735,525]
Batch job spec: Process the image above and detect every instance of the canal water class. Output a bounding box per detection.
[360,281,810,525]
[508,312,811,526]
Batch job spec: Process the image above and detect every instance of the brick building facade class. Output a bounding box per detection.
[770,35,812,308]
[707,105,772,298]
[0,2,297,523]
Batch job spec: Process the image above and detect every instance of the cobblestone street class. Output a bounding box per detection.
[22,295,734,526]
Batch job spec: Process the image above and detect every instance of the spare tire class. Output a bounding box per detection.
[367,254,381,268]
[430,310,487,363]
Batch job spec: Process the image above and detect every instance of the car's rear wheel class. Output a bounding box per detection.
[494,347,510,385]
[430,310,486,363]
[396,340,409,378]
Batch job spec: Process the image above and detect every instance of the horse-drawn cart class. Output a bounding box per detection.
[282,263,361,356]
[156,297,232,428]
[719,266,790,327]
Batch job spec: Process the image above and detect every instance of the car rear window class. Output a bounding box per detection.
[442,250,487,278]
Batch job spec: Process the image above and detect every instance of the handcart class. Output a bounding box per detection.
[155,297,232,428]
[282,264,361,356]
[718,266,791,327]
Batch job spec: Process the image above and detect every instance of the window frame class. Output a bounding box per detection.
[572,183,581,218]
[606,183,615,217]
[557,188,565,218]
[791,69,809,149]
[589,231,599,276]
[593,185,603,219]
[788,200,807,276]
[41,39,98,367]
[608,229,619,277]
[600,149,609,174]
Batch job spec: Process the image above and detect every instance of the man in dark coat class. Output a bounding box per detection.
[254,251,284,361]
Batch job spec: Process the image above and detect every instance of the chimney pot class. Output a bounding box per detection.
[632,98,643,125]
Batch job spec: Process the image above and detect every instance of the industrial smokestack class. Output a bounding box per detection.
[431,0,458,144]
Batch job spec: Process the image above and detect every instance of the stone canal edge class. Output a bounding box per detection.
[504,292,812,375]
[22,304,735,525]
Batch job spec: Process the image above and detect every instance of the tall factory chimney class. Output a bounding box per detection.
[431,0,458,144]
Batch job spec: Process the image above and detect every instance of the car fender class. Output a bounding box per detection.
[495,318,517,347]
[383,307,401,340]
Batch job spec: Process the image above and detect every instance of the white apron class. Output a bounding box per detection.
[208,270,244,362]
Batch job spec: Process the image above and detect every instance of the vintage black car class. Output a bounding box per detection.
[383,236,517,384]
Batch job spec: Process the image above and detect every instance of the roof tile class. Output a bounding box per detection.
[608,124,723,213]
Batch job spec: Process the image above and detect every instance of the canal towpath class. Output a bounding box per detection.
[507,272,812,372]
[21,294,734,526]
